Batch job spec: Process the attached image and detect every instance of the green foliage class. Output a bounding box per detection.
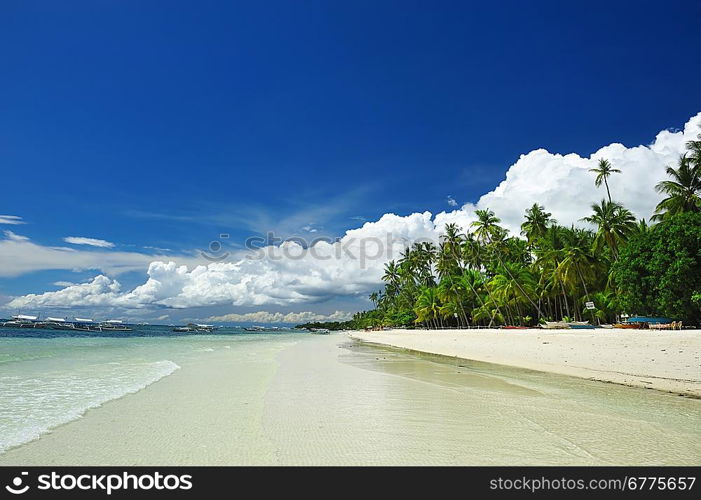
[354,134,701,328]
[612,212,701,324]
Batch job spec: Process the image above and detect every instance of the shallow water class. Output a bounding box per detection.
[0,328,295,454]
[0,331,698,465]
[262,337,701,465]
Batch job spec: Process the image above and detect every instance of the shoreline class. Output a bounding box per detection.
[350,328,701,397]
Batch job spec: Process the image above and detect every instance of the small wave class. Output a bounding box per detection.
[0,360,180,453]
[195,347,215,352]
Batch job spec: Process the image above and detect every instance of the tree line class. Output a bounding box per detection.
[339,133,701,330]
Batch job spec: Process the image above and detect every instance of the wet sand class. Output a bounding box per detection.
[351,328,701,396]
[0,334,699,465]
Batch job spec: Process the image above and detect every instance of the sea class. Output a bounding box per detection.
[0,325,297,454]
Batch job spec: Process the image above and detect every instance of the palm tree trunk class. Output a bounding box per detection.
[604,178,612,203]
[559,279,570,319]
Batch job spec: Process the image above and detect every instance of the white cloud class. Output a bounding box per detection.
[8,112,701,312]
[0,215,24,225]
[446,195,458,207]
[0,231,199,278]
[52,281,76,287]
[11,275,124,308]
[206,310,353,324]
[155,314,170,321]
[457,112,701,234]
[4,230,29,242]
[63,236,115,248]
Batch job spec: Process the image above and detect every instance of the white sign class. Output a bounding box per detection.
[585,301,596,310]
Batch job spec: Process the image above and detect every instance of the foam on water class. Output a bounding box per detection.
[0,359,179,453]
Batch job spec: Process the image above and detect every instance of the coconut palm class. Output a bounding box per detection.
[589,158,621,203]
[414,286,442,329]
[556,228,599,319]
[471,209,544,319]
[521,204,555,245]
[652,154,701,220]
[487,263,537,325]
[581,200,636,259]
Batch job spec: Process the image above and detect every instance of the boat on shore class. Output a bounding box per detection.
[567,321,597,329]
[614,322,641,329]
[541,321,569,329]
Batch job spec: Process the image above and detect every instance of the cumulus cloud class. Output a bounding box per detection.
[206,310,353,324]
[458,112,701,234]
[446,195,458,207]
[63,236,115,248]
[11,275,124,308]
[0,215,24,225]
[8,112,701,312]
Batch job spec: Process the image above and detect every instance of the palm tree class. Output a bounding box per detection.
[652,154,701,220]
[581,200,636,259]
[556,228,599,319]
[589,158,621,203]
[488,263,537,325]
[382,261,401,290]
[437,279,468,326]
[520,204,555,245]
[414,286,442,329]
[632,218,650,235]
[470,209,502,243]
[471,209,544,319]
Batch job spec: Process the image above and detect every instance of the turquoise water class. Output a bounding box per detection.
[0,327,297,453]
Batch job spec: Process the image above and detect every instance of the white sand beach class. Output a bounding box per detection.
[351,328,701,396]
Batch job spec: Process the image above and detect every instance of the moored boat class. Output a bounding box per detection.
[2,315,42,328]
[99,320,133,332]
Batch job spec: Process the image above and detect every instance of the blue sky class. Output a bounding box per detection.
[1,1,700,322]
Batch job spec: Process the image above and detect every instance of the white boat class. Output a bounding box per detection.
[310,328,330,335]
[172,323,216,333]
[99,320,133,332]
[2,315,41,328]
[541,321,570,329]
[195,324,216,333]
[44,317,68,329]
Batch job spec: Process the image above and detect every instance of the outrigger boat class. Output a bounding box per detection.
[309,328,330,335]
[567,321,597,329]
[172,323,217,333]
[541,321,569,329]
[1,314,42,328]
[98,320,133,332]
